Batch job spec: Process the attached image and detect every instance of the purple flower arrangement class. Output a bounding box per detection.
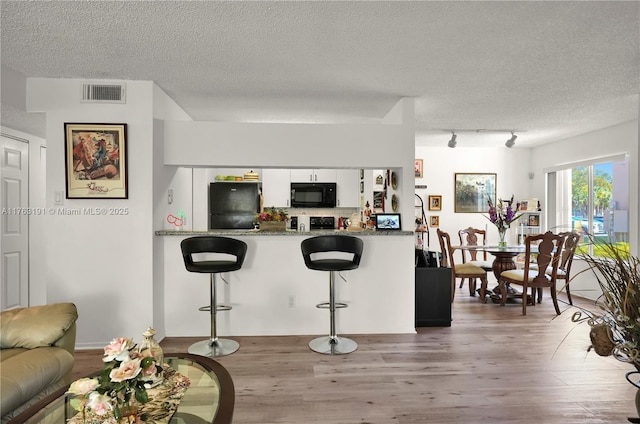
[486,195,523,231]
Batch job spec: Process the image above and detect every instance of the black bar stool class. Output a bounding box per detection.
[181,236,247,357]
[301,235,364,354]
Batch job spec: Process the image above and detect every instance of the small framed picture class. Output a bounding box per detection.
[528,214,540,226]
[64,123,128,199]
[520,200,529,211]
[415,159,424,178]
[428,195,442,211]
[429,215,440,227]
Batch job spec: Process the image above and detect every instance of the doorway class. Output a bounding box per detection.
[0,134,29,310]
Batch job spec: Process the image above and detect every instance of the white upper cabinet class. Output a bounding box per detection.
[336,169,359,207]
[261,169,291,208]
[290,169,337,183]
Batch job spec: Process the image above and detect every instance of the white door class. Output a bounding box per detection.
[0,135,29,310]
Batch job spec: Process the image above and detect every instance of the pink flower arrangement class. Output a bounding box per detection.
[68,337,163,421]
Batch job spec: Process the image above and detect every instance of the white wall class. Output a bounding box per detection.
[163,98,417,231]
[28,78,157,348]
[413,145,532,249]
[151,85,193,339]
[530,119,639,300]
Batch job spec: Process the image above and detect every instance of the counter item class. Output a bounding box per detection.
[243,170,259,181]
[298,215,310,232]
[309,216,335,230]
[209,182,260,229]
[375,213,402,230]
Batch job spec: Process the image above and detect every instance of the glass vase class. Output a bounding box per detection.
[498,228,507,248]
[115,403,138,424]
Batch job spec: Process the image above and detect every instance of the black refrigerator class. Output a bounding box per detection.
[208,182,260,229]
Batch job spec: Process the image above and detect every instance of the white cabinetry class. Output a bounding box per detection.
[290,169,337,182]
[336,169,359,207]
[261,168,358,208]
[261,169,290,207]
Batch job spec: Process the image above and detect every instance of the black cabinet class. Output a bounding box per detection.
[415,267,452,327]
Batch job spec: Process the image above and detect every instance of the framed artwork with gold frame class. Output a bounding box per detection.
[428,195,442,211]
[64,123,128,199]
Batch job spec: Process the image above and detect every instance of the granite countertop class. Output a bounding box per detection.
[155,229,414,236]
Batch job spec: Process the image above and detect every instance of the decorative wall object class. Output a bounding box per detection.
[373,191,384,213]
[391,194,399,211]
[64,123,128,199]
[415,159,423,178]
[454,173,496,213]
[428,195,442,211]
[429,216,440,227]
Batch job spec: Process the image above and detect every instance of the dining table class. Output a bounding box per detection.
[452,244,533,303]
[453,244,528,280]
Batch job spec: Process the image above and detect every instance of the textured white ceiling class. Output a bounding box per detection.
[1,1,638,148]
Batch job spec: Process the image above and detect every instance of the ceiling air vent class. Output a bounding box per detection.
[81,84,126,103]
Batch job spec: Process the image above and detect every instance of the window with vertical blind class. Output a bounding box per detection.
[545,154,629,255]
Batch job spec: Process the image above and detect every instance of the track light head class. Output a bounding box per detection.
[505,132,517,148]
[447,132,457,148]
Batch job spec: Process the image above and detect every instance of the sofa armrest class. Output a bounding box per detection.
[53,321,77,358]
[0,303,78,353]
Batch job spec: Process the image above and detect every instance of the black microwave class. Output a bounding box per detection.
[290,182,336,208]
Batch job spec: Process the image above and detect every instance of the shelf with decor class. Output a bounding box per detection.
[517,211,543,244]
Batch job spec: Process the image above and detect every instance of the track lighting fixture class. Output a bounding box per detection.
[505,132,517,148]
[447,132,457,148]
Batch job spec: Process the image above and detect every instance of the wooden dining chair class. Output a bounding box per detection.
[542,231,581,305]
[457,227,494,294]
[498,231,565,315]
[437,228,489,302]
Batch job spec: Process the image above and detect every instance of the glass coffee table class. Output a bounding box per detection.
[8,353,234,424]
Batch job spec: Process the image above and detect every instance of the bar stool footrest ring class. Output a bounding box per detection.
[315,302,348,309]
[198,304,233,312]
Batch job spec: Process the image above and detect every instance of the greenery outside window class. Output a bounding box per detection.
[548,155,629,257]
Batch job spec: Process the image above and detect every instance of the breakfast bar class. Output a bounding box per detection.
[155,230,415,338]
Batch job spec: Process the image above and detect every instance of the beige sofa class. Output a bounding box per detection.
[0,303,78,422]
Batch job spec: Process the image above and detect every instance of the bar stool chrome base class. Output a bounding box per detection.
[188,338,239,357]
[309,335,357,355]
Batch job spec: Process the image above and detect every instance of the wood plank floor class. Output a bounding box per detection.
[73,291,638,423]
